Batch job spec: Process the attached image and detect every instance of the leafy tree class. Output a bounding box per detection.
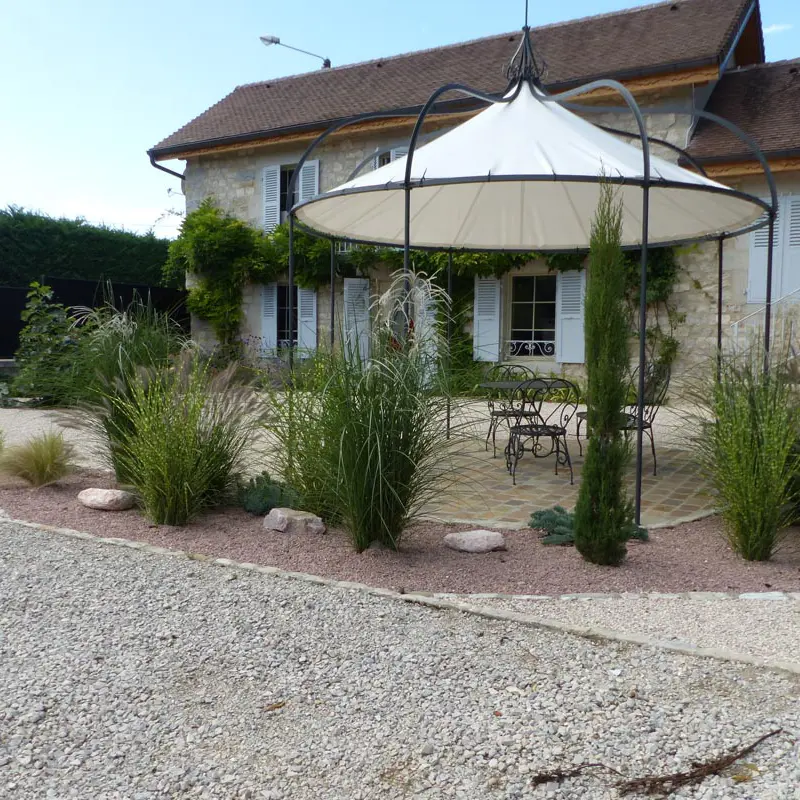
[573,183,634,566]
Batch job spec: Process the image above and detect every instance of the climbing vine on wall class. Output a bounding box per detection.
[622,246,684,367]
[169,200,682,367]
[164,199,279,353]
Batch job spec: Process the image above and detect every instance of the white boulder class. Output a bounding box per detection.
[263,508,326,535]
[443,529,506,554]
[77,488,136,512]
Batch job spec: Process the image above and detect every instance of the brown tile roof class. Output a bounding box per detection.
[151,0,755,158]
[686,59,800,163]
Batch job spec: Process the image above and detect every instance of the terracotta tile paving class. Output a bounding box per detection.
[425,434,713,529]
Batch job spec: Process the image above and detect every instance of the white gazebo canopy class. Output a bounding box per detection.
[295,82,765,251]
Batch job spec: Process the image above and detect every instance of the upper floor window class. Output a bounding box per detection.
[373,147,407,170]
[263,160,319,233]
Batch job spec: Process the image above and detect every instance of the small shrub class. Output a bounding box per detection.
[0,431,73,486]
[109,353,262,526]
[530,505,647,546]
[695,344,799,561]
[238,472,300,516]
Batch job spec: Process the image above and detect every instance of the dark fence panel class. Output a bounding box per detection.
[0,286,29,359]
[0,277,188,359]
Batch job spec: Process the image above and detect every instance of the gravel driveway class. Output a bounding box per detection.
[1,521,799,800]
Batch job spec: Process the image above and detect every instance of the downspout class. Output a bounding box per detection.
[148,152,185,182]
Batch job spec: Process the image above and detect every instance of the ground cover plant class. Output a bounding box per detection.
[530,505,647,546]
[573,182,634,566]
[0,431,73,487]
[238,472,300,516]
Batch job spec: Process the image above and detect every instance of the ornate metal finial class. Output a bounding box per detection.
[506,4,547,85]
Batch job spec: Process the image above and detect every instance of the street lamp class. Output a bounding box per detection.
[260,35,331,68]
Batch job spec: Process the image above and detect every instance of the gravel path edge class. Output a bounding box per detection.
[5,513,800,676]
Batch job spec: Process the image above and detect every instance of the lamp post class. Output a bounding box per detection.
[259,35,331,68]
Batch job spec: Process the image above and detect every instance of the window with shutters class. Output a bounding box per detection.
[508,275,557,357]
[277,285,298,347]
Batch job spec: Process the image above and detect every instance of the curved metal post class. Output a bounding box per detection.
[446,250,453,439]
[716,236,724,382]
[284,84,517,346]
[539,78,652,527]
[287,213,295,370]
[330,239,336,348]
[558,100,778,220]
[594,124,709,178]
[400,80,522,337]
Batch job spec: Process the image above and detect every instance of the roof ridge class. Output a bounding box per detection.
[234,0,720,92]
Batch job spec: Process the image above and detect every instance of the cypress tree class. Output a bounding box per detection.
[573,182,633,566]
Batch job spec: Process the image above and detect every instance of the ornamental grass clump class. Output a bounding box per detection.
[0,431,74,487]
[108,353,262,526]
[573,182,634,566]
[694,343,799,561]
[266,271,457,552]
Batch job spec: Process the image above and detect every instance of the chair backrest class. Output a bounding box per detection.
[486,364,537,382]
[485,364,537,408]
[516,377,580,431]
[629,363,671,424]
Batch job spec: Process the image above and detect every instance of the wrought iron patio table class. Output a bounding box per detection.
[487,378,580,486]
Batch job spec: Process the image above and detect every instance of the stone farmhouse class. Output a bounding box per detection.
[149,0,800,379]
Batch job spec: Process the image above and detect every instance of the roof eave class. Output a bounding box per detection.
[682,148,800,166]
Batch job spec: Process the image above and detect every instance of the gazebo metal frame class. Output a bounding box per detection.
[282,16,777,526]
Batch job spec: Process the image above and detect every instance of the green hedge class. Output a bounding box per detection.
[0,206,170,288]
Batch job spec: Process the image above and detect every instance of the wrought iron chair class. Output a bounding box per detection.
[484,364,538,457]
[505,378,580,485]
[576,363,671,475]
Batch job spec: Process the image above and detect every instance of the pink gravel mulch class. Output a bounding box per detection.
[1,472,799,595]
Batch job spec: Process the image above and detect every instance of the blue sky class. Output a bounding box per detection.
[0,0,796,240]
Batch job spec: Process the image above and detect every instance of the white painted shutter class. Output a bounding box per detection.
[262,165,280,233]
[261,283,278,354]
[298,159,319,204]
[472,276,501,362]
[556,269,586,364]
[296,287,317,357]
[343,277,371,362]
[390,147,408,161]
[748,201,781,303]
[780,196,800,298]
